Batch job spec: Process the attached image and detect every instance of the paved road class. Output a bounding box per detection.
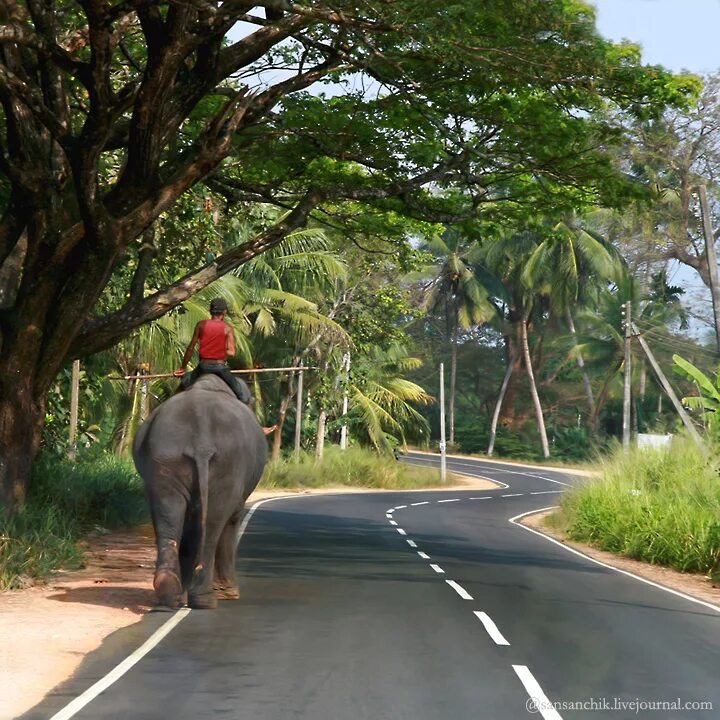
[23,453,720,720]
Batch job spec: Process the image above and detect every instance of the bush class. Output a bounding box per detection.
[0,453,148,590]
[556,440,720,578]
[261,446,441,490]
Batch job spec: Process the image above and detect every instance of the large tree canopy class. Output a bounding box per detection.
[0,0,698,507]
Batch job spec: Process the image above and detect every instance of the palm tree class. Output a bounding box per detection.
[522,217,623,420]
[472,231,551,458]
[348,343,433,452]
[421,230,493,444]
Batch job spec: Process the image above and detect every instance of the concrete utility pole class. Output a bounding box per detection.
[622,302,632,450]
[68,359,80,461]
[697,185,720,354]
[294,364,304,461]
[631,322,703,448]
[439,363,447,484]
[340,353,351,450]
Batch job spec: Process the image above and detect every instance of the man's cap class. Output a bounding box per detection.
[209,298,229,314]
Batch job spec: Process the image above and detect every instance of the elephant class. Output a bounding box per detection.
[133,373,268,609]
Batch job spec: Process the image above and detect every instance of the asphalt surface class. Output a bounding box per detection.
[23,453,720,720]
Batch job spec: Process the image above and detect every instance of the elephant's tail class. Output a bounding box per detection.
[193,452,212,585]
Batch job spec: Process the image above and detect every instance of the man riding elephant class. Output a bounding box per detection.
[174,297,252,403]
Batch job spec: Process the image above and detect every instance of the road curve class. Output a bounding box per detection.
[22,453,720,720]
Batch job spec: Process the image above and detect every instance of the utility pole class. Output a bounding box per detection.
[697,185,720,353]
[631,322,703,448]
[68,359,80,461]
[340,352,351,450]
[294,364,304,461]
[622,302,632,450]
[439,363,447,484]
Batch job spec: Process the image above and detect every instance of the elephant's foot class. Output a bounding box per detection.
[215,584,240,601]
[188,590,218,609]
[154,569,183,608]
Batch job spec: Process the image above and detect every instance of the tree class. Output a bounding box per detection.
[421,230,493,444]
[0,0,696,508]
[522,217,622,420]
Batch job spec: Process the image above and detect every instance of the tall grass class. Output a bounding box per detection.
[555,441,720,578]
[0,453,148,590]
[261,446,441,490]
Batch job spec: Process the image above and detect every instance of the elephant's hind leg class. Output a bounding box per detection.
[149,475,188,609]
[214,509,243,600]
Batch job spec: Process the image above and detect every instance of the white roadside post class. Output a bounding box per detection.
[68,359,80,461]
[294,364,304,461]
[439,362,447,484]
[340,352,351,450]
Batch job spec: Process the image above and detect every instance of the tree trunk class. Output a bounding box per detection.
[0,379,46,509]
[520,313,550,458]
[488,346,519,456]
[498,321,524,428]
[315,407,327,462]
[565,308,595,416]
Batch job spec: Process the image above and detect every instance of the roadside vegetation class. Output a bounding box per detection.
[551,441,720,580]
[0,454,147,591]
[261,447,440,491]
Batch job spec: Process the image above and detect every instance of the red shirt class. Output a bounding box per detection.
[198,319,227,360]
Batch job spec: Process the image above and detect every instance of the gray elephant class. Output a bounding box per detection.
[133,374,268,609]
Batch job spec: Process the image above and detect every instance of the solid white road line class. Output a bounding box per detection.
[473,611,510,646]
[509,507,720,616]
[445,580,473,600]
[430,564,445,574]
[51,493,290,720]
[49,609,192,720]
[417,551,430,559]
[406,539,418,548]
[512,665,563,720]
[397,528,407,536]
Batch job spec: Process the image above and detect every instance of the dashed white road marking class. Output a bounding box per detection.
[445,580,473,600]
[396,528,407,536]
[406,539,417,548]
[411,501,429,506]
[469,496,492,500]
[530,490,563,495]
[473,611,510,646]
[430,564,445,574]
[386,513,393,518]
[502,493,523,498]
[386,509,394,515]
[512,665,563,720]
[389,520,398,526]
[395,505,407,510]
[438,498,461,503]
[417,551,430,559]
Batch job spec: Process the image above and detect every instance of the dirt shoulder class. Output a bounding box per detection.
[521,509,720,609]
[0,474,497,720]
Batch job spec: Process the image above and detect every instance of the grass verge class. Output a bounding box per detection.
[552,440,720,580]
[0,453,147,591]
[260,446,442,490]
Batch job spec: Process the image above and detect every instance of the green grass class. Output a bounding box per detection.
[260,446,442,490]
[0,453,148,591]
[554,440,720,579]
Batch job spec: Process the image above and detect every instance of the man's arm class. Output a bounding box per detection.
[174,323,202,376]
[225,324,236,358]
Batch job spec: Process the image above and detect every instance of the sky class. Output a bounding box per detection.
[592,1,720,338]
[592,0,720,74]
